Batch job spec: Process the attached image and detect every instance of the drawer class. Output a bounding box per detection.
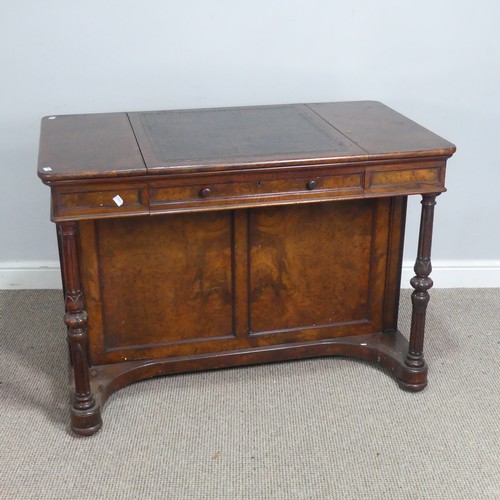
[366,162,445,192]
[52,183,148,220]
[150,171,364,210]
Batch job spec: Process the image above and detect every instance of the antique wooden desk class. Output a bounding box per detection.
[38,101,455,435]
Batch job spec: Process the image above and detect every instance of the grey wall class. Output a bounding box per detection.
[1,1,499,265]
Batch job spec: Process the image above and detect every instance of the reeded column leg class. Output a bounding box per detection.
[58,221,102,435]
[399,193,439,391]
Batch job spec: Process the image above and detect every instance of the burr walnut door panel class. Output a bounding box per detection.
[248,199,393,342]
[80,212,236,364]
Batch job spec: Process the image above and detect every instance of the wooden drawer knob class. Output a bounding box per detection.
[200,188,212,198]
[306,180,317,190]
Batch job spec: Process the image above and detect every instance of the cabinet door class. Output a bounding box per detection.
[247,198,396,342]
[80,212,236,364]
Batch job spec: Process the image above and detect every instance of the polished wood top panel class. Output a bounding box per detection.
[308,101,456,158]
[38,101,455,182]
[37,113,146,182]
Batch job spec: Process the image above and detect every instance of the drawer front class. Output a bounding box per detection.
[52,183,148,220]
[150,170,364,211]
[50,161,447,220]
[366,161,445,193]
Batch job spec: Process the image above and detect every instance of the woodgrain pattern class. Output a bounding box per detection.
[249,201,374,332]
[53,181,148,219]
[39,101,455,183]
[79,198,402,366]
[307,101,455,158]
[48,160,446,221]
[149,170,364,207]
[81,212,234,363]
[38,113,146,180]
[37,101,456,435]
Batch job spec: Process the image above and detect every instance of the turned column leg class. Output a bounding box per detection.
[399,193,439,391]
[58,221,102,435]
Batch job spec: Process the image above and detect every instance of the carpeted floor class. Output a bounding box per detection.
[0,289,499,500]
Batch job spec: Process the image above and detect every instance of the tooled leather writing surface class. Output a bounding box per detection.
[130,104,363,168]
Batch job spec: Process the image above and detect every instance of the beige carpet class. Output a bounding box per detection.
[0,289,499,500]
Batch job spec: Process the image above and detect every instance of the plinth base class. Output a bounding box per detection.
[75,329,426,436]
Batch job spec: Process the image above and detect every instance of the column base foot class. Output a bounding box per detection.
[397,378,428,392]
[70,403,102,436]
[397,362,428,392]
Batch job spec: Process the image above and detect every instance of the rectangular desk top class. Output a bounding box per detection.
[38,101,455,183]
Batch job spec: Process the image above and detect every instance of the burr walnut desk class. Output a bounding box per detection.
[37,101,455,435]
